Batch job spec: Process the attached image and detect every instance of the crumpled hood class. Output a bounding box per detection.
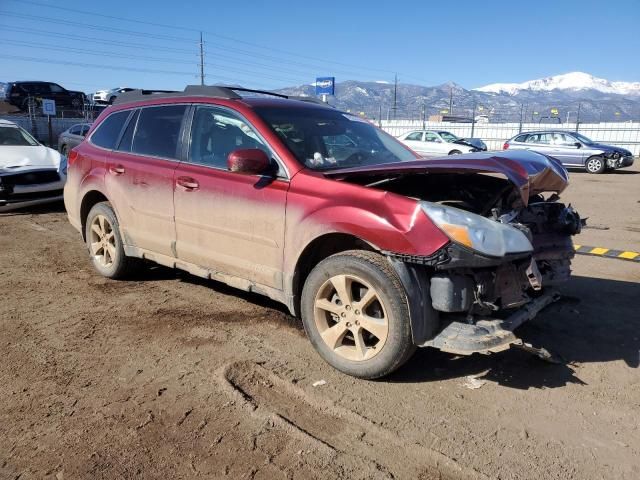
[0,145,62,171]
[588,143,632,156]
[324,149,569,206]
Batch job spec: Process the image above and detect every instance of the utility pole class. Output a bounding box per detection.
[392,74,398,120]
[518,103,525,133]
[470,102,477,138]
[421,103,426,130]
[199,31,205,86]
[575,103,581,132]
[448,86,453,115]
[379,104,383,128]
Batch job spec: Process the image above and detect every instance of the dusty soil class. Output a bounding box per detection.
[1,164,639,480]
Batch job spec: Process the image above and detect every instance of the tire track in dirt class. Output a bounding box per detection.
[218,360,488,480]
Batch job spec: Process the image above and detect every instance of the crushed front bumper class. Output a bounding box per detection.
[420,290,560,355]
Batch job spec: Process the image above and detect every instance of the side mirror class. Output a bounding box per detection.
[574,142,581,149]
[227,148,271,175]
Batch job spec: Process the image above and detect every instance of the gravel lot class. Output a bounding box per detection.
[1,164,639,480]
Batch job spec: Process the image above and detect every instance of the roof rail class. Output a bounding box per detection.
[113,85,333,107]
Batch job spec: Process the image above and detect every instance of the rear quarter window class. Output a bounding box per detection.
[90,110,130,149]
[514,134,528,142]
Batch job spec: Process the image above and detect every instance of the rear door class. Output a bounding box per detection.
[173,104,288,289]
[105,104,187,257]
[524,132,555,156]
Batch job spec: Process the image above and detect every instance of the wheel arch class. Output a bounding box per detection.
[80,190,110,240]
[289,232,377,317]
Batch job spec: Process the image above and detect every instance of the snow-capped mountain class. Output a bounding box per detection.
[277,75,640,122]
[475,72,640,96]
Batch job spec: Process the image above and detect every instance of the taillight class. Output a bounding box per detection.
[503,142,509,150]
[68,149,79,165]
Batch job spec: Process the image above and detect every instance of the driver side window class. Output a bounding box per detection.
[424,132,439,142]
[189,106,272,170]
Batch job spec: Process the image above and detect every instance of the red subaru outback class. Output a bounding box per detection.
[64,86,581,379]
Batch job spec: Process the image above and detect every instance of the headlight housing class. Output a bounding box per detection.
[421,202,533,257]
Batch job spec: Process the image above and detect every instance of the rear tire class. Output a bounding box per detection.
[85,202,137,279]
[585,155,606,174]
[301,250,415,379]
[60,144,68,156]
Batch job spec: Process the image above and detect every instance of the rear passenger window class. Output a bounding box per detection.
[405,132,422,141]
[131,105,186,159]
[90,110,130,149]
[117,109,139,152]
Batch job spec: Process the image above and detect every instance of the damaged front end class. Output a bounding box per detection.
[332,150,583,356]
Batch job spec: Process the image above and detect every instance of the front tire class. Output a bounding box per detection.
[301,250,415,379]
[60,144,68,156]
[448,149,462,155]
[585,155,606,174]
[85,202,136,279]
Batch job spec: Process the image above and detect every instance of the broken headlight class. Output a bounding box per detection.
[421,202,533,257]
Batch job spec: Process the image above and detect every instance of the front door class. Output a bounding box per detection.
[173,105,288,289]
[423,131,447,156]
[549,132,584,166]
[105,105,187,257]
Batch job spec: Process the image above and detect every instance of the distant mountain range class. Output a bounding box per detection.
[277,72,640,122]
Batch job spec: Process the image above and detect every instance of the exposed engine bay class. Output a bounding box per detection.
[364,172,581,316]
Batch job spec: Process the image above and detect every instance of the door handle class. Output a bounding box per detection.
[109,164,125,175]
[176,176,199,190]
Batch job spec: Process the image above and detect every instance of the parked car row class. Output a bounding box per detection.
[397,128,634,174]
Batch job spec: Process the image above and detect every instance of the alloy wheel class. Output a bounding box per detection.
[89,214,116,268]
[587,157,603,173]
[313,274,389,361]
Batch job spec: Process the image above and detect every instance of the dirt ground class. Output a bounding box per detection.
[1,164,639,480]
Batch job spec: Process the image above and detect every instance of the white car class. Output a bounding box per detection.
[398,130,485,157]
[0,119,67,212]
[92,87,135,104]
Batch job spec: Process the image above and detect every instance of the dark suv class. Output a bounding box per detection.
[5,81,85,112]
[64,85,582,379]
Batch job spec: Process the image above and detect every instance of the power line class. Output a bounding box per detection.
[0,54,197,76]
[0,24,196,54]
[1,39,199,65]
[2,39,312,85]
[0,11,197,43]
[4,0,397,77]
[0,54,305,89]
[0,17,383,83]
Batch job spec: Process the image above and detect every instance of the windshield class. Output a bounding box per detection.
[0,125,39,146]
[573,132,593,144]
[254,106,418,170]
[438,131,459,143]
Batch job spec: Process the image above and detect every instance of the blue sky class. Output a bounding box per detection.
[1,0,639,93]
